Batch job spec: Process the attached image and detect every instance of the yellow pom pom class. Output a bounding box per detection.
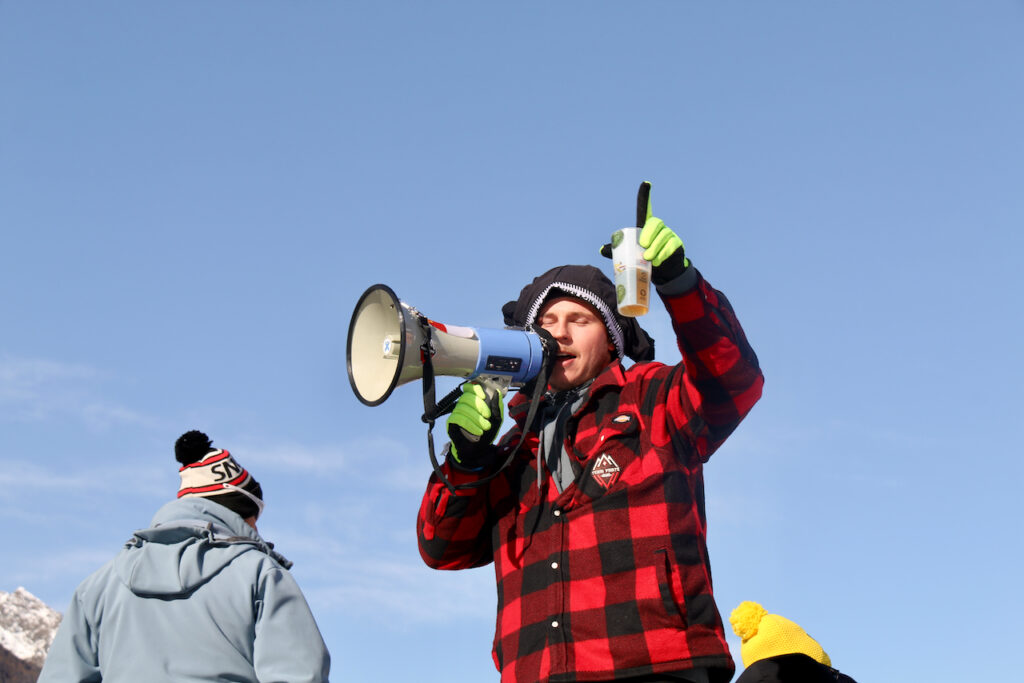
[730,601,768,641]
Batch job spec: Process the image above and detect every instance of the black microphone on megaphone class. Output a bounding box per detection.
[346,284,548,407]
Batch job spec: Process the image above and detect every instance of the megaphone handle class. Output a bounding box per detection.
[475,375,511,398]
[425,376,508,423]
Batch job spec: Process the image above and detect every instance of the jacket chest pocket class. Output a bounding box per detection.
[574,412,642,496]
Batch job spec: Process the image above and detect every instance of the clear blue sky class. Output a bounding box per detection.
[2,2,1022,681]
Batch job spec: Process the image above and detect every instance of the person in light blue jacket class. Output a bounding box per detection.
[39,431,331,683]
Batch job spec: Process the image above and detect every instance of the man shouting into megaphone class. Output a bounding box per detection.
[416,184,764,683]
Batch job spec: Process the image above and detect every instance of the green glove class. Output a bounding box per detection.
[599,181,690,284]
[637,188,690,282]
[447,382,504,470]
[639,216,685,268]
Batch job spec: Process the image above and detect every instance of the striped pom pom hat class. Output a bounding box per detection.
[175,430,264,520]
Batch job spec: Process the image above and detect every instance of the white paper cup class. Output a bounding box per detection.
[611,227,651,317]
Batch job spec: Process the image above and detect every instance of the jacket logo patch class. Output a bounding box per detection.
[612,414,631,423]
[592,454,621,490]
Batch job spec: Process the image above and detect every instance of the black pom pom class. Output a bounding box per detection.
[175,430,214,465]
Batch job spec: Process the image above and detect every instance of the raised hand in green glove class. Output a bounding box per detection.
[636,184,690,284]
[600,181,690,285]
[447,382,504,471]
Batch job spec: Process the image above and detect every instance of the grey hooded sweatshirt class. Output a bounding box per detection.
[39,496,330,683]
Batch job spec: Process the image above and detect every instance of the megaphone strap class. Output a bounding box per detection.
[418,313,555,495]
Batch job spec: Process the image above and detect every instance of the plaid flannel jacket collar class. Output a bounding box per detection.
[508,357,629,427]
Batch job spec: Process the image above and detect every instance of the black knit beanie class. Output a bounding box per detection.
[501,264,655,362]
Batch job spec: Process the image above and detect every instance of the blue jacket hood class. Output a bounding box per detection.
[113,497,290,597]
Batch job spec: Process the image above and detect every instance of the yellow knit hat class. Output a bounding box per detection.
[729,601,831,669]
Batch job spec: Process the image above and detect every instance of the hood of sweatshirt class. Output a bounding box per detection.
[112,496,288,597]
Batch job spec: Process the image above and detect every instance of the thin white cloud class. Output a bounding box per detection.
[267,489,495,626]
[300,550,495,625]
[231,435,426,492]
[232,442,352,473]
[0,459,167,498]
[0,355,98,385]
[0,355,97,418]
[0,354,159,430]
[0,461,101,491]
[8,547,115,589]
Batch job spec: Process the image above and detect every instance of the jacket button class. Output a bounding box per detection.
[551,620,559,628]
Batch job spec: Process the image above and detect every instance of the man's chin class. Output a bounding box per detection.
[548,369,581,392]
[548,372,572,392]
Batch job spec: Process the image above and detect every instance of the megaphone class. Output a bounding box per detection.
[347,284,547,407]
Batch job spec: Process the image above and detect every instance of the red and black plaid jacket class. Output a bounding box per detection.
[418,270,763,683]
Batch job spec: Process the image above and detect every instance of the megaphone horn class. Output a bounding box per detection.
[346,284,547,407]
